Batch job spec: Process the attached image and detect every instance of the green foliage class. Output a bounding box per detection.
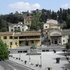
[0,39,9,60]
[30,13,43,30]
[66,15,70,28]
[0,27,7,32]
[14,29,21,32]
[0,8,70,30]
[66,43,70,49]
[66,35,70,49]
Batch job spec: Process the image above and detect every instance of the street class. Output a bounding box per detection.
[0,60,32,70]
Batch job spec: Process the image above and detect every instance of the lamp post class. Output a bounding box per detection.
[40,55,42,67]
[18,51,21,60]
[40,45,42,67]
[29,47,30,62]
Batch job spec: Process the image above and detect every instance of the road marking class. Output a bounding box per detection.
[8,64,16,70]
[8,60,33,70]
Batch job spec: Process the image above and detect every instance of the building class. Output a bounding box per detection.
[43,19,70,45]
[0,31,41,49]
[9,22,28,32]
[48,29,70,45]
[43,19,60,30]
[24,16,33,26]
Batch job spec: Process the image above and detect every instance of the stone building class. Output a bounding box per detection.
[43,19,70,45]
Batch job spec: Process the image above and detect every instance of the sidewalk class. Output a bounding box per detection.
[9,57,44,70]
[9,51,70,70]
[0,65,4,70]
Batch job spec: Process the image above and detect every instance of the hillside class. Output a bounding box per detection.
[0,8,70,32]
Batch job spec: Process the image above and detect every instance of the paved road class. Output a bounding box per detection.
[0,60,32,70]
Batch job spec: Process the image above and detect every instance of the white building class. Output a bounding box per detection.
[48,29,70,45]
[43,19,60,29]
[9,22,28,32]
[43,19,70,45]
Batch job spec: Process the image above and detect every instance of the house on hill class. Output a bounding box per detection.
[24,16,33,27]
[9,22,28,32]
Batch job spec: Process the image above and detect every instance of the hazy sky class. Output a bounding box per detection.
[0,0,70,14]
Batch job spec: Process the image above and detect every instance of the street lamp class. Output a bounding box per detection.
[18,51,21,60]
[40,46,42,67]
[40,55,42,67]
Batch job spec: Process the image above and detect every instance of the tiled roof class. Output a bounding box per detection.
[14,31,41,36]
[0,32,13,36]
[24,16,33,18]
[0,31,41,36]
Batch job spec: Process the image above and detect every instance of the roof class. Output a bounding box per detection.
[9,23,24,27]
[50,33,61,37]
[47,19,58,24]
[14,31,41,36]
[61,29,70,35]
[44,28,60,32]
[49,23,60,26]
[24,16,33,19]
[0,32,13,36]
[0,31,41,37]
[49,29,70,36]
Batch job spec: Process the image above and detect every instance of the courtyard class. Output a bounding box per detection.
[9,50,70,70]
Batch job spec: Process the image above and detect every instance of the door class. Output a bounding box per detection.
[55,39,57,44]
[25,40,29,46]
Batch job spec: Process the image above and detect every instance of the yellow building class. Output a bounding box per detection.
[0,31,41,49]
[24,16,33,26]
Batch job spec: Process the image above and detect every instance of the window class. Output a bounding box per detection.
[19,36,25,39]
[14,37,18,39]
[11,29,13,32]
[22,29,24,31]
[15,42,17,45]
[18,27,20,29]
[25,21,27,23]
[14,27,17,29]
[63,40,65,42]
[28,20,30,23]
[31,40,34,43]
[10,42,12,45]
[4,36,7,39]
[45,26,47,28]
[9,36,13,39]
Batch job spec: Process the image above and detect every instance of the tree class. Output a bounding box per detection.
[0,27,7,32]
[66,15,70,29]
[66,35,70,49]
[0,39,9,61]
[51,11,57,20]
[30,13,43,30]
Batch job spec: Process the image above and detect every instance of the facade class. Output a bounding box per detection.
[43,19,60,30]
[9,22,28,32]
[0,31,41,49]
[24,16,33,26]
[48,29,70,45]
[43,19,70,45]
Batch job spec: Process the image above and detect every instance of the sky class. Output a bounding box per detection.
[0,0,70,14]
